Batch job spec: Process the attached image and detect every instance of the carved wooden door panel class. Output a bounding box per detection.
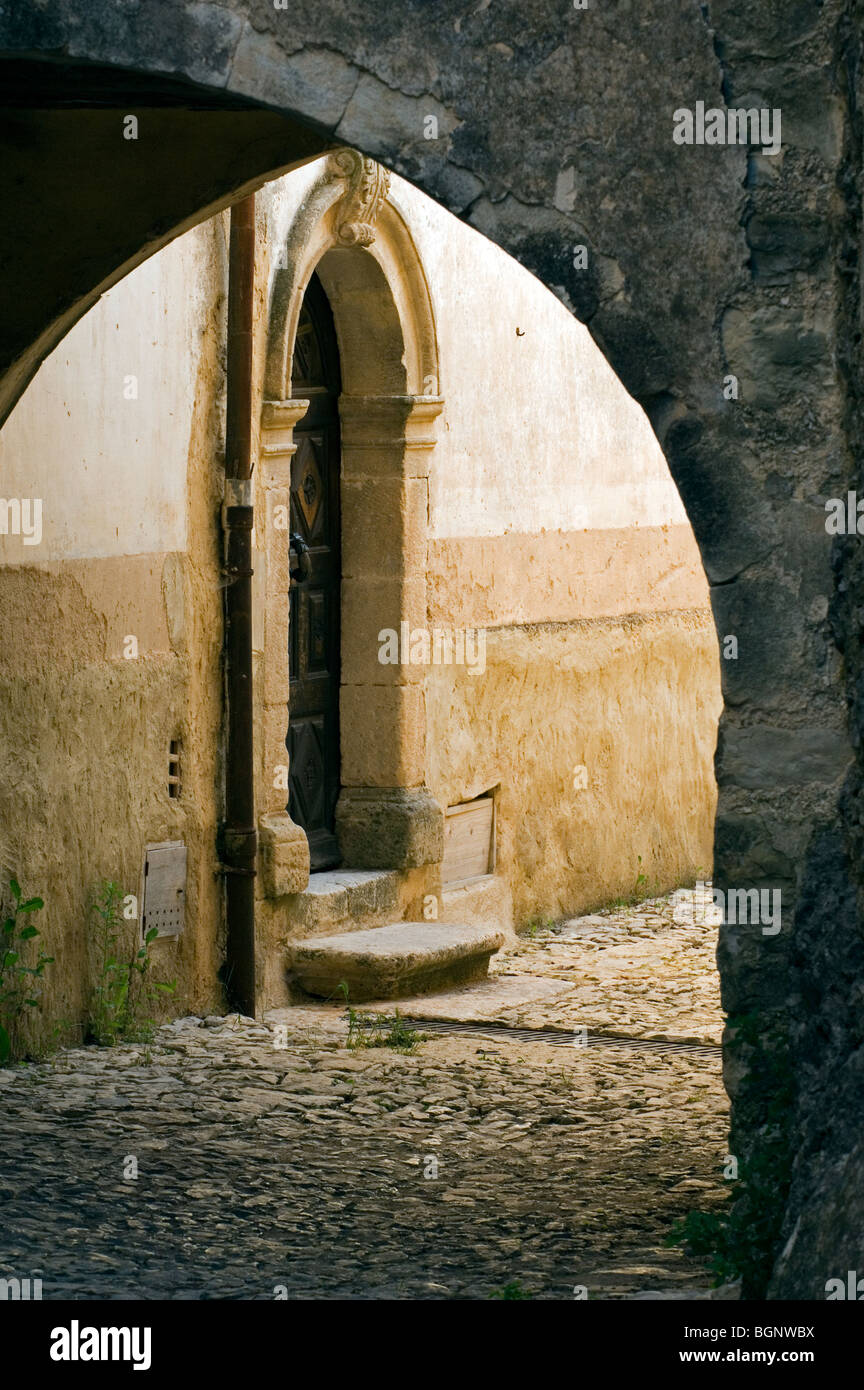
[287,273,342,870]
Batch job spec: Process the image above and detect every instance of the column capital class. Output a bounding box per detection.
[338,394,444,450]
[259,398,310,484]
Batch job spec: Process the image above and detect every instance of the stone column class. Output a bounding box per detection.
[336,393,445,867]
[255,398,312,896]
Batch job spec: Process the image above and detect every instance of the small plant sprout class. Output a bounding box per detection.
[338,982,425,1053]
[0,876,52,1064]
[88,879,176,1046]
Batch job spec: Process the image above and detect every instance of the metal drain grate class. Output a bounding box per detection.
[362,1015,722,1058]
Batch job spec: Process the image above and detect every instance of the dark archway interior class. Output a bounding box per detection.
[1,0,863,1299]
[0,60,328,424]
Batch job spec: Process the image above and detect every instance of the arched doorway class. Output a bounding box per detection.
[287,274,342,870]
[255,152,443,928]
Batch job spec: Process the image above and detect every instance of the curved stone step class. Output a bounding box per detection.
[287,921,506,1002]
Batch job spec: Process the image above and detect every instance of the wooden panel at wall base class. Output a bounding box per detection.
[442,797,494,886]
[142,840,187,938]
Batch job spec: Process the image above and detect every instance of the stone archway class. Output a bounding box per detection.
[255,152,449,1001]
[1,0,861,1298]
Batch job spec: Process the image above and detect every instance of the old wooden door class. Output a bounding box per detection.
[287,273,342,869]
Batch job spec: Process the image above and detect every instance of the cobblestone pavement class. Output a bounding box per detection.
[0,891,730,1300]
[487,887,724,1044]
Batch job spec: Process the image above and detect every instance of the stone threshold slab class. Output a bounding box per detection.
[286,921,505,1002]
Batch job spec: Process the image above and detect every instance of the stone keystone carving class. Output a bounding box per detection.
[326,148,391,247]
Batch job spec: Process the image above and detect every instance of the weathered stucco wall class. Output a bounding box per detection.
[254,158,718,924]
[386,170,719,916]
[0,220,229,1041]
[427,610,719,926]
[0,152,718,1036]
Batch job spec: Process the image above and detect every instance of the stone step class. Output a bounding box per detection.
[285,868,401,936]
[287,921,506,1002]
[441,873,515,938]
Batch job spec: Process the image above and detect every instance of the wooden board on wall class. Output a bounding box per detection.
[442,797,494,886]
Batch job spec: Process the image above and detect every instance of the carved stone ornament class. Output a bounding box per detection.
[326,148,391,247]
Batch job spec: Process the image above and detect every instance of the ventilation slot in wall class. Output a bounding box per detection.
[168,738,182,799]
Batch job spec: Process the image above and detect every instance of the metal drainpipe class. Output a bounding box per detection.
[221,194,257,1017]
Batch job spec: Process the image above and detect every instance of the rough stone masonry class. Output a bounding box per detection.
[0,0,863,1297]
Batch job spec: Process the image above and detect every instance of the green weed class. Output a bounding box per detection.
[0,876,52,1064]
[338,981,425,1053]
[490,1280,535,1300]
[87,879,176,1046]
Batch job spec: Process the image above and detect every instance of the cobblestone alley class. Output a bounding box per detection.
[0,890,730,1300]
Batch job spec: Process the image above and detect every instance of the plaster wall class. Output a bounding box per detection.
[262,163,707,620]
[257,158,718,925]
[391,170,719,912]
[0,217,229,1041]
[0,155,719,1033]
[427,611,719,925]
